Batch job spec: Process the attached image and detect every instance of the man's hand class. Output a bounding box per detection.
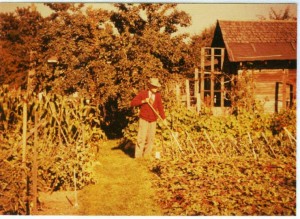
[142,98,154,104]
[142,98,150,104]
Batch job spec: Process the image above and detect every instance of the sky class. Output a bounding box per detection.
[0,1,297,36]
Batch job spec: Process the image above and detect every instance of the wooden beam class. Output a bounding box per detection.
[211,48,215,72]
[200,48,205,103]
[275,82,279,113]
[221,48,225,71]
[211,73,215,107]
[221,75,224,108]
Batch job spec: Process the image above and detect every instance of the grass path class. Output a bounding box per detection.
[38,140,162,216]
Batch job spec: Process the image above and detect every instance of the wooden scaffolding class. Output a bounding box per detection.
[179,47,230,114]
[177,47,296,114]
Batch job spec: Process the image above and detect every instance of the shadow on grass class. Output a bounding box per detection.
[112,139,135,158]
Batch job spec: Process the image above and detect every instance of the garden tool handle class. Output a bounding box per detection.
[147,102,183,152]
[147,102,169,130]
[146,102,164,122]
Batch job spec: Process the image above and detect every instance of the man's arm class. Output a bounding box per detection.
[131,91,148,107]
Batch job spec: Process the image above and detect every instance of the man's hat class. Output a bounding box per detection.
[148,78,161,88]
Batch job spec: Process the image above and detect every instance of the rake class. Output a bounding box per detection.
[147,102,183,153]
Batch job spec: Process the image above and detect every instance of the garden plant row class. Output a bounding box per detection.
[123,97,296,215]
[0,86,106,214]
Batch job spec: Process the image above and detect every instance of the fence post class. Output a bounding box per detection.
[211,48,215,73]
[196,93,201,113]
[32,105,38,214]
[22,95,29,215]
[186,79,190,109]
[194,68,199,95]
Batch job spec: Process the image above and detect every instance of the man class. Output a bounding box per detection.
[130,78,166,158]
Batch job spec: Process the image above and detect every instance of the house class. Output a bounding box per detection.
[205,20,297,113]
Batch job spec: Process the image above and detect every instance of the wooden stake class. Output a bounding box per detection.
[147,102,183,152]
[185,131,200,158]
[283,127,296,143]
[217,134,226,153]
[32,108,38,214]
[204,130,219,156]
[169,132,178,160]
[229,136,241,155]
[247,132,257,160]
[73,167,78,207]
[22,95,28,215]
[261,132,277,158]
[22,99,27,163]
[17,120,47,147]
[186,79,190,109]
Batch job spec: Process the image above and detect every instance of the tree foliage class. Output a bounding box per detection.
[110,3,191,107]
[0,3,193,137]
[36,3,116,107]
[0,6,43,87]
[0,2,192,108]
[187,25,215,70]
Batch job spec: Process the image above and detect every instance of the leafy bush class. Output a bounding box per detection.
[270,107,296,135]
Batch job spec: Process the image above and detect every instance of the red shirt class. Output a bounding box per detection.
[131,90,166,122]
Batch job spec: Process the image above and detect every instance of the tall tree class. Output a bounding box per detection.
[106,3,191,136]
[0,3,192,136]
[109,3,191,108]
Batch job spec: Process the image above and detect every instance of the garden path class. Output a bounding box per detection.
[37,140,162,216]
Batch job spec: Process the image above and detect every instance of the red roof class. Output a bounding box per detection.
[214,20,297,62]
